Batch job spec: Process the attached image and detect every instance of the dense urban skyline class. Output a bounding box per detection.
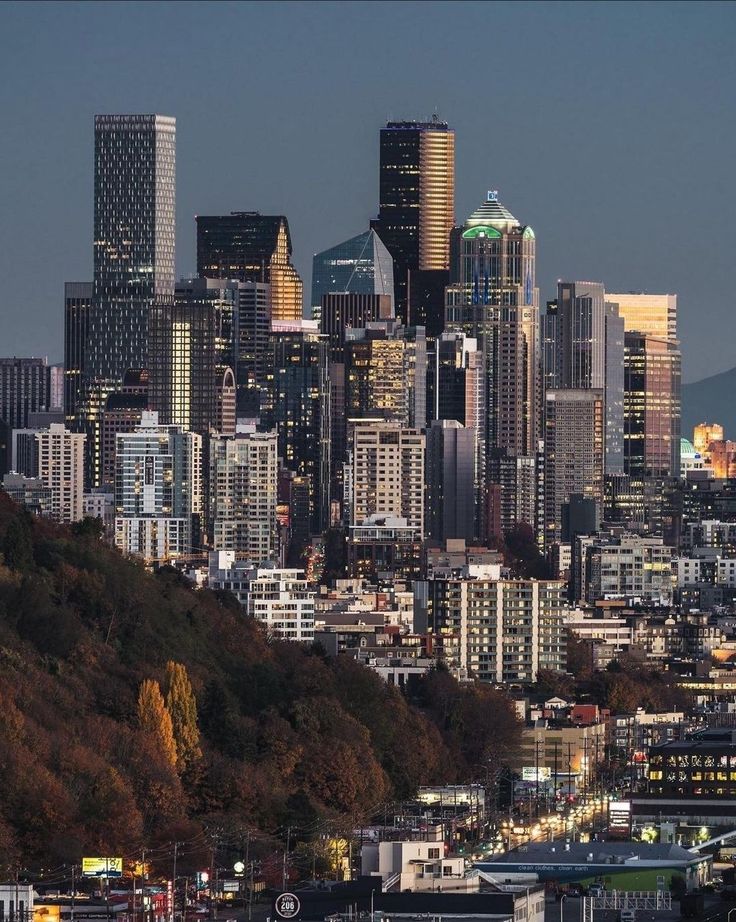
[1,1,734,381]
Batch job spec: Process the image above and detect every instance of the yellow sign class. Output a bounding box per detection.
[82,857,123,877]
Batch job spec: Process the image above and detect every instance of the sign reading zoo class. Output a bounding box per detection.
[274,893,301,920]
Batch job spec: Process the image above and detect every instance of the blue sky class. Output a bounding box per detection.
[0,0,734,380]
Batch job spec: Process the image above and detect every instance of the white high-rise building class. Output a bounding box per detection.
[35,424,86,523]
[209,427,278,562]
[349,423,425,537]
[208,553,314,641]
[114,411,202,563]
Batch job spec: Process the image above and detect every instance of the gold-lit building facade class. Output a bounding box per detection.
[608,292,677,341]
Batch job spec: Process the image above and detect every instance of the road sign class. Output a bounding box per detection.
[274,893,301,920]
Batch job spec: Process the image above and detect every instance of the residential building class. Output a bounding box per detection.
[1,472,53,517]
[574,533,675,606]
[35,424,86,523]
[114,411,202,563]
[420,565,567,683]
[208,553,315,641]
[370,117,455,329]
[349,423,425,537]
[543,389,604,546]
[208,428,278,562]
[346,514,422,581]
[196,211,303,321]
[312,229,394,321]
[99,369,149,488]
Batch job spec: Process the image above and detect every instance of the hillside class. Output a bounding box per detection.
[682,366,736,440]
[0,494,520,876]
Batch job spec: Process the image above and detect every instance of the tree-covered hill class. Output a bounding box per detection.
[0,494,520,875]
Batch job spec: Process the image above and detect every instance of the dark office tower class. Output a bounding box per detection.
[263,321,330,543]
[543,389,605,547]
[445,190,539,460]
[370,117,455,327]
[149,278,237,437]
[426,419,477,543]
[100,370,149,488]
[551,281,625,475]
[64,282,92,423]
[624,332,681,480]
[196,212,303,322]
[320,293,394,362]
[312,230,394,321]
[0,357,56,474]
[81,114,175,487]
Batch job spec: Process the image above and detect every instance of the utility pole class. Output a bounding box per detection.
[282,827,291,890]
[171,842,179,922]
[244,831,250,915]
[71,865,76,922]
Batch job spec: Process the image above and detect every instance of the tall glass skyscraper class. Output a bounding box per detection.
[311,229,394,319]
[370,117,454,326]
[80,114,176,486]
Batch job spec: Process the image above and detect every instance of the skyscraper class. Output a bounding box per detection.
[549,281,625,474]
[148,277,237,436]
[624,332,681,479]
[196,212,303,321]
[320,293,394,362]
[543,389,605,546]
[79,114,176,488]
[425,419,477,543]
[64,282,92,425]
[0,357,59,474]
[606,292,677,341]
[445,191,539,461]
[371,118,454,328]
[311,229,394,320]
[263,321,330,543]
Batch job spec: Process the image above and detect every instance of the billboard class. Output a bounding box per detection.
[82,858,123,877]
[522,767,551,782]
[608,800,631,837]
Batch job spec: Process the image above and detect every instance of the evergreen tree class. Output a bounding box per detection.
[164,661,202,771]
[2,514,33,571]
[137,679,178,769]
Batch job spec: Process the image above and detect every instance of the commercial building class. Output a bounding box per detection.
[208,428,278,563]
[445,190,539,461]
[263,320,330,540]
[517,721,607,793]
[63,281,92,423]
[312,229,394,320]
[0,357,61,474]
[349,423,425,537]
[624,332,681,479]
[36,424,86,523]
[320,292,394,362]
[99,369,149,488]
[148,277,238,435]
[196,211,303,321]
[370,117,455,329]
[607,292,677,342]
[1,472,53,517]
[114,411,202,563]
[546,282,624,474]
[543,389,604,546]
[425,419,477,543]
[346,514,422,581]
[208,553,315,641]
[420,565,567,683]
[693,422,723,457]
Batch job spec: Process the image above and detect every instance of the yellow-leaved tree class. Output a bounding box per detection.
[137,678,178,769]
[164,661,202,772]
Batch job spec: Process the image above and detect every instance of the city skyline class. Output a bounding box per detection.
[1,2,734,381]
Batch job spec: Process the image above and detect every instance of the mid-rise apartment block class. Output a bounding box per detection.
[35,424,86,523]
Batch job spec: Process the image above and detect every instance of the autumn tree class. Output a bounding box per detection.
[164,661,202,772]
[137,679,177,769]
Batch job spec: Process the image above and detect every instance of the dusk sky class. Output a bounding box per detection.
[1,0,733,381]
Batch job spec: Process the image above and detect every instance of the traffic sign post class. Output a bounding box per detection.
[274,893,301,920]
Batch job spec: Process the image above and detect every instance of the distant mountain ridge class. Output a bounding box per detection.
[682,366,736,441]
